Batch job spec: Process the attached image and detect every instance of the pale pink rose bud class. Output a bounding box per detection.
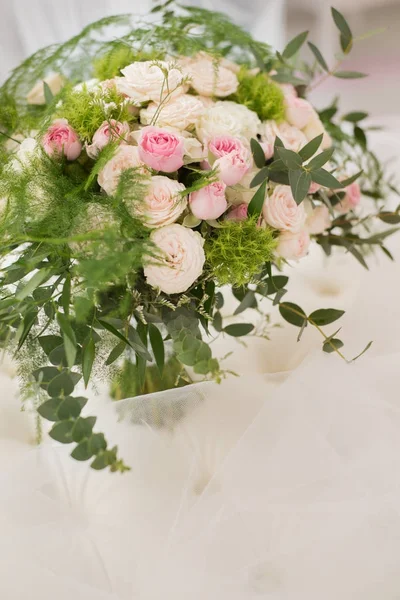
[260,141,274,160]
[335,181,361,213]
[306,205,331,235]
[42,118,82,161]
[309,181,321,194]
[279,83,298,98]
[189,181,227,220]
[225,203,248,221]
[277,229,310,261]
[138,126,185,173]
[214,151,250,186]
[285,96,314,130]
[263,185,306,233]
[86,120,130,159]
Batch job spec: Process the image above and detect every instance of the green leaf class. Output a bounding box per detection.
[297,318,308,342]
[331,7,352,53]
[323,338,344,353]
[306,148,335,171]
[334,71,367,79]
[82,336,95,388]
[258,275,289,296]
[57,312,77,368]
[128,326,153,361]
[57,396,87,420]
[49,420,74,444]
[250,138,266,169]
[377,212,400,225]
[43,81,54,105]
[340,171,363,187]
[309,308,345,326]
[49,344,68,367]
[37,398,63,422]
[47,372,74,398]
[16,268,52,301]
[248,179,267,217]
[105,341,126,366]
[96,318,131,346]
[354,126,367,148]
[149,324,165,376]
[234,291,257,315]
[72,416,96,443]
[299,134,324,161]
[342,111,368,123]
[213,311,223,332]
[38,335,63,356]
[17,308,38,350]
[33,366,59,389]
[311,168,342,189]
[89,433,107,454]
[91,454,109,470]
[224,323,254,337]
[61,275,71,316]
[289,170,311,205]
[270,72,307,86]
[308,42,329,71]
[351,340,373,361]
[268,170,290,186]
[250,167,269,188]
[279,302,307,327]
[71,441,93,461]
[277,147,303,170]
[282,30,309,59]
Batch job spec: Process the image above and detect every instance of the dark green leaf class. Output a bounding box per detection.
[16,268,51,301]
[224,323,254,337]
[33,366,59,389]
[311,168,342,189]
[17,308,38,350]
[128,326,153,361]
[49,420,74,444]
[333,71,367,79]
[248,180,267,217]
[377,212,400,225]
[306,148,334,171]
[149,324,165,376]
[323,338,344,353]
[89,433,107,454]
[340,171,363,187]
[258,275,289,296]
[331,7,352,53]
[213,311,223,332]
[354,126,367,148]
[37,398,63,422]
[71,441,93,461]
[309,308,345,326]
[38,335,63,356]
[82,336,95,388]
[299,134,324,161]
[57,396,86,420]
[351,340,373,361]
[342,111,368,123]
[91,454,109,470]
[297,319,308,342]
[268,170,290,185]
[271,72,307,86]
[279,302,307,327]
[250,138,266,168]
[277,147,303,170]
[234,291,257,315]
[289,170,311,204]
[47,372,74,398]
[282,30,309,59]
[49,344,68,367]
[61,276,71,316]
[250,167,269,188]
[268,158,285,172]
[308,42,329,71]
[57,312,77,368]
[72,416,96,443]
[105,341,126,366]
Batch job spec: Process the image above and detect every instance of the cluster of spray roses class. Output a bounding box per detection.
[39,54,361,294]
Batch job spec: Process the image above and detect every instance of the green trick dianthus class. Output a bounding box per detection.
[205,216,277,287]
[230,69,285,122]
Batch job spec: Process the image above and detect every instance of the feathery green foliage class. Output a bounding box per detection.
[205,217,277,287]
[93,45,164,80]
[230,69,285,121]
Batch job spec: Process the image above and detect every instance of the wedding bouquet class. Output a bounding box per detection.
[0,2,397,471]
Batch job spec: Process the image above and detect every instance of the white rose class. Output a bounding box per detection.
[303,111,332,149]
[182,53,239,97]
[72,78,100,93]
[306,203,331,234]
[261,120,307,153]
[126,176,187,229]
[276,229,310,261]
[144,224,205,294]
[225,169,260,206]
[98,145,146,196]
[140,94,205,130]
[27,73,65,105]
[116,61,186,104]
[10,137,39,172]
[263,185,306,232]
[196,101,260,143]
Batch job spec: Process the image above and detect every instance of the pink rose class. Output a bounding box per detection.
[277,229,310,261]
[285,96,314,130]
[263,185,306,233]
[189,181,227,220]
[309,181,321,194]
[225,203,248,221]
[306,204,331,234]
[128,176,187,228]
[260,141,274,160]
[98,145,146,195]
[335,181,361,213]
[86,120,130,159]
[214,151,250,186]
[138,126,185,173]
[208,136,245,158]
[42,118,81,161]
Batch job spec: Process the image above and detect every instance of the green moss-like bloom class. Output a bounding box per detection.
[205,217,277,287]
[230,69,285,122]
[93,45,165,81]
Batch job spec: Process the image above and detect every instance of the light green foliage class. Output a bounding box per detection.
[93,45,164,80]
[230,69,285,122]
[205,217,277,287]
[56,84,134,141]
